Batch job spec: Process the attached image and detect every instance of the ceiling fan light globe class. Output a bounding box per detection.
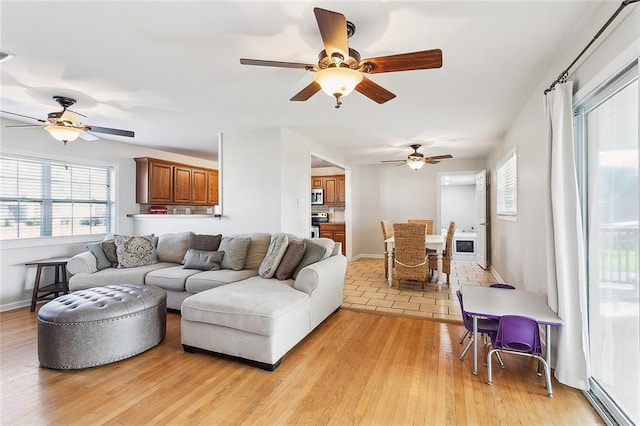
[407,159,425,170]
[44,124,83,143]
[313,67,363,99]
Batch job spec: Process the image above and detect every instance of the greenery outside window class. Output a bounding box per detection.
[0,154,115,240]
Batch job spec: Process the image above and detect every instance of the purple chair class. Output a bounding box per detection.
[489,283,516,289]
[486,315,553,397]
[456,291,503,367]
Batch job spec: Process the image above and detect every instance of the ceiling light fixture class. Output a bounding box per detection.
[407,158,425,170]
[313,66,363,109]
[44,123,83,145]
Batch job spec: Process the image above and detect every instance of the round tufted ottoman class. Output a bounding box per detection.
[37,284,167,369]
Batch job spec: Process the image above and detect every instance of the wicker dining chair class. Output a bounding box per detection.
[380,220,394,279]
[428,221,455,284]
[408,219,434,235]
[392,222,429,289]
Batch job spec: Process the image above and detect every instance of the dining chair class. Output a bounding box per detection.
[456,290,504,366]
[392,222,429,289]
[380,220,394,279]
[408,219,434,235]
[486,315,553,397]
[428,221,455,284]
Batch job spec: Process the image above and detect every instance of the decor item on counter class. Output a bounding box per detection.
[381,144,453,170]
[149,206,167,214]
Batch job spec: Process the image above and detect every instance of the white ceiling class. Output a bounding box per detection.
[0,1,606,165]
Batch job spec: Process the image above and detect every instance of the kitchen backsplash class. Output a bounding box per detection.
[312,205,345,222]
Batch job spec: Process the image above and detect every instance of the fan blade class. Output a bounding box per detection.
[240,58,317,71]
[425,154,453,161]
[0,110,46,123]
[425,160,441,164]
[314,8,349,59]
[290,81,322,101]
[381,160,406,163]
[83,125,134,137]
[5,124,43,128]
[355,76,396,104]
[360,49,443,74]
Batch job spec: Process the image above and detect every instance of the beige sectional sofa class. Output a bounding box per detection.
[66,231,347,369]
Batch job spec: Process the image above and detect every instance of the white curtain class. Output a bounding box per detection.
[544,81,589,389]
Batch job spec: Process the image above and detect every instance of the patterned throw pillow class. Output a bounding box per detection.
[275,239,307,280]
[219,236,251,271]
[258,234,289,278]
[183,249,224,271]
[115,235,158,269]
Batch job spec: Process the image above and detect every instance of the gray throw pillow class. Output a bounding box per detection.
[183,249,224,271]
[258,234,289,278]
[275,239,307,280]
[219,236,251,271]
[100,240,118,267]
[292,239,328,278]
[115,235,158,269]
[189,233,222,251]
[86,242,112,270]
[156,232,194,264]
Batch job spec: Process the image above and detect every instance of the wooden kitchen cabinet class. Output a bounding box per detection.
[319,223,346,256]
[135,157,218,205]
[135,158,173,204]
[324,177,337,205]
[311,174,345,206]
[208,169,219,205]
[311,177,323,189]
[336,175,346,205]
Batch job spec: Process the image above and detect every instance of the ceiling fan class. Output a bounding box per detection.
[240,7,442,108]
[381,144,453,170]
[1,96,135,145]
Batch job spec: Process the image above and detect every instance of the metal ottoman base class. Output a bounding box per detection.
[37,284,167,369]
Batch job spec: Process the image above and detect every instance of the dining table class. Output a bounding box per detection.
[384,234,445,290]
[460,286,564,376]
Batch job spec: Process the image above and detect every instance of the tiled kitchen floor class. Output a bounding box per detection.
[342,257,498,323]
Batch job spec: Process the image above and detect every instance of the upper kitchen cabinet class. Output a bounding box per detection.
[135,157,218,205]
[312,174,345,206]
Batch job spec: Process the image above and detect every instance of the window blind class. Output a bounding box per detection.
[496,149,517,216]
[0,155,115,239]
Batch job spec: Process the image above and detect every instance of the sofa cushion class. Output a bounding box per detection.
[183,249,224,271]
[185,269,258,293]
[156,232,194,264]
[190,234,222,251]
[181,278,310,336]
[68,262,177,291]
[275,239,307,280]
[234,233,271,270]
[292,239,330,279]
[258,234,289,279]
[219,236,251,270]
[145,265,203,291]
[101,240,118,267]
[115,235,157,268]
[86,242,112,270]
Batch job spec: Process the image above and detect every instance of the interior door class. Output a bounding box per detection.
[475,170,488,269]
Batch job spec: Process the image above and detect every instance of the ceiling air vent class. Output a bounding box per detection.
[0,51,15,63]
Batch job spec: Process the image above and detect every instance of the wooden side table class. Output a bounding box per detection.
[25,257,72,312]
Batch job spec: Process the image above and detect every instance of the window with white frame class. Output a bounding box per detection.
[496,149,517,218]
[0,155,115,240]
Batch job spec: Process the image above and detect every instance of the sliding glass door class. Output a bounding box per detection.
[575,62,638,425]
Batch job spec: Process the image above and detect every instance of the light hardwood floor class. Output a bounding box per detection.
[2,291,602,424]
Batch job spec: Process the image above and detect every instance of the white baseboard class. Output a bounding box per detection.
[1,299,31,312]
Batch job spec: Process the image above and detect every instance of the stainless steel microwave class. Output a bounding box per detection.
[311,188,324,204]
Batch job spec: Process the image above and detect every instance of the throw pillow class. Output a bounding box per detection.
[86,242,112,270]
[156,232,194,264]
[100,240,118,267]
[183,249,224,271]
[190,233,222,251]
[236,233,271,270]
[258,234,289,278]
[115,235,158,268]
[219,236,251,271]
[275,239,307,280]
[292,238,328,279]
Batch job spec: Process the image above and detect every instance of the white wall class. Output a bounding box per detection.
[0,117,217,310]
[351,158,486,258]
[486,3,639,295]
[441,184,476,231]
